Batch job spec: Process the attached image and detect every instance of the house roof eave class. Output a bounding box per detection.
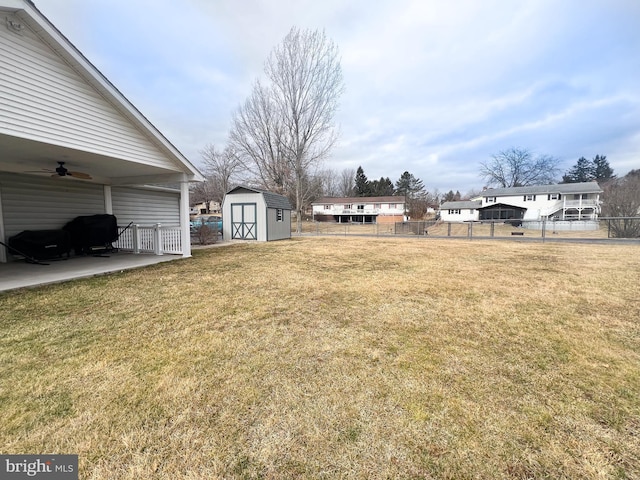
[10,0,204,181]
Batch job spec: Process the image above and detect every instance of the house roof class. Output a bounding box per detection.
[226,186,292,210]
[481,182,602,197]
[440,201,482,210]
[313,196,404,205]
[1,0,204,183]
[476,202,525,210]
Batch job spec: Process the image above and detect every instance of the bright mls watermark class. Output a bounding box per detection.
[0,455,77,479]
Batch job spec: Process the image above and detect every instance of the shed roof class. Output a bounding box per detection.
[226,186,292,210]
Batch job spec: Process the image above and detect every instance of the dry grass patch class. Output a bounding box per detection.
[1,237,639,479]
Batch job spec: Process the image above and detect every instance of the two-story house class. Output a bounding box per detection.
[312,196,406,224]
[439,182,602,228]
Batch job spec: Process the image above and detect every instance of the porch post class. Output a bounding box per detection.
[0,184,5,263]
[179,177,192,258]
[104,185,113,214]
[154,224,163,255]
[132,225,140,254]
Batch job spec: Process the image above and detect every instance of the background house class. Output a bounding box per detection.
[312,196,406,224]
[191,201,222,216]
[439,182,603,229]
[222,186,292,241]
[438,201,481,223]
[0,0,203,263]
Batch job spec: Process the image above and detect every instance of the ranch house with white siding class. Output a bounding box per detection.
[312,196,406,224]
[439,182,603,229]
[0,0,204,264]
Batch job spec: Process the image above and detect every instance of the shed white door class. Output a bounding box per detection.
[231,203,257,240]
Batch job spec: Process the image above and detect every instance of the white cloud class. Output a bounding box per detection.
[33,0,640,189]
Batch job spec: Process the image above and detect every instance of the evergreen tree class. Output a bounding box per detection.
[354,166,370,196]
[395,171,426,219]
[592,155,615,181]
[370,177,395,196]
[395,171,425,198]
[562,157,595,183]
[562,155,614,183]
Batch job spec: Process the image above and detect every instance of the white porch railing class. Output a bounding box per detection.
[114,224,182,255]
[563,199,599,208]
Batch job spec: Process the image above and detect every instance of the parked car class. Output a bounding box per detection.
[190,216,222,233]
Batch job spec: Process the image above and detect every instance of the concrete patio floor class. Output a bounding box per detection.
[0,252,183,292]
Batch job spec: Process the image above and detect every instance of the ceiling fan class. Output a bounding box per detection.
[27,161,92,180]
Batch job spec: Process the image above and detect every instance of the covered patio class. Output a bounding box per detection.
[0,251,182,292]
[0,0,204,268]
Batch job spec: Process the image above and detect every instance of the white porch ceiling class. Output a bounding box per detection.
[0,133,189,185]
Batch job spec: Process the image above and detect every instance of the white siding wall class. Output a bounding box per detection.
[312,202,405,216]
[0,17,176,169]
[111,187,180,226]
[440,209,478,222]
[0,173,105,239]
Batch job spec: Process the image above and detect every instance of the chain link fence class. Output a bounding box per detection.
[299,217,640,241]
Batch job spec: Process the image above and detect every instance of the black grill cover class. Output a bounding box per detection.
[63,214,118,254]
[8,229,71,260]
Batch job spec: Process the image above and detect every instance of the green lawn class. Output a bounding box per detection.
[1,237,639,479]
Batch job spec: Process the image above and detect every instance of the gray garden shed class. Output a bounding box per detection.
[222,186,292,241]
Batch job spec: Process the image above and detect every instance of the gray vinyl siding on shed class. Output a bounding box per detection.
[266,207,291,241]
[111,187,180,226]
[0,173,105,238]
[0,21,175,169]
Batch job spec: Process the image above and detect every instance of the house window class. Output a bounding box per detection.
[524,194,536,201]
[324,204,331,210]
[485,197,496,203]
[389,203,396,209]
[357,204,365,211]
[374,203,381,209]
[276,209,283,222]
[344,204,352,210]
[448,209,461,214]
[548,193,560,200]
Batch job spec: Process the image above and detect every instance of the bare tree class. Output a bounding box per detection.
[480,147,560,187]
[317,168,340,197]
[229,27,344,232]
[601,170,640,238]
[190,177,217,214]
[200,144,242,206]
[229,82,291,194]
[338,167,355,197]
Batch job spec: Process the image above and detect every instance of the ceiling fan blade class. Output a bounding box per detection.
[69,171,92,180]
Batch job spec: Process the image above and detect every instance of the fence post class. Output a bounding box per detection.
[490,221,495,237]
[154,223,163,255]
[541,218,546,242]
[447,223,452,237]
[468,222,473,240]
[132,224,140,254]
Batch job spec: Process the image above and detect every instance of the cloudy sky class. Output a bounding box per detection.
[34,0,640,194]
